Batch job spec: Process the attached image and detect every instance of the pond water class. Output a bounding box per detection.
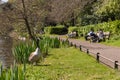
[0,36,14,68]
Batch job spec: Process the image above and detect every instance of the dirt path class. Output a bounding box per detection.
[58,35,120,69]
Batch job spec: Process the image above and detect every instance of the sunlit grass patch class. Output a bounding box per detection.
[26,47,120,80]
[102,39,120,47]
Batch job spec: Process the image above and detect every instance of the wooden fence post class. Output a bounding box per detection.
[58,37,60,41]
[79,45,82,51]
[70,42,73,46]
[114,61,118,69]
[74,44,77,48]
[96,53,100,62]
[87,49,89,54]
[62,40,65,44]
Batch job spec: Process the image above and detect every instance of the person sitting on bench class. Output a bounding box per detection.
[97,29,105,42]
[85,29,98,41]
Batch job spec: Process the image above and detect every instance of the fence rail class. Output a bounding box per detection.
[59,38,120,70]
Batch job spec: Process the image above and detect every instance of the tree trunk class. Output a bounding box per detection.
[21,0,36,42]
[71,12,75,26]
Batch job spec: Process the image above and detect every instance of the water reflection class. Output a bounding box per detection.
[0,36,14,68]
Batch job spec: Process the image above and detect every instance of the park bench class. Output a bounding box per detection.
[68,31,78,38]
[103,32,110,40]
[86,31,110,42]
[96,31,110,40]
[87,36,99,42]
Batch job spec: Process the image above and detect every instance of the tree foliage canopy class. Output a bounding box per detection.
[95,0,120,20]
[0,0,120,35]
[79,0,120,25]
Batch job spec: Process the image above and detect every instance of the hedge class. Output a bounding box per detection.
[44,25,68,35]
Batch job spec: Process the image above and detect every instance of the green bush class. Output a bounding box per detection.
[68,20,120,36]
[68,27,78,33]
[44,25,68,35]
[44,26,52,34]
[68,27,82,36]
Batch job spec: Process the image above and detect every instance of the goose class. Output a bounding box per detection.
[28,39,41,65]
[18,36,26,41]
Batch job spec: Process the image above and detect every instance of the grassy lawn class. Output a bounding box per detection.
[58,34,120,47]
[102,40,120,47]
[26,47,120,80]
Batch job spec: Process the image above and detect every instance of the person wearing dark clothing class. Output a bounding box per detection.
[85,29,98,42]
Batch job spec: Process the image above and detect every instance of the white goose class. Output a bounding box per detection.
[28,39,41,65]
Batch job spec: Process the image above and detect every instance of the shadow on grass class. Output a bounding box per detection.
[36,64,51,66]
[43,54,53,58]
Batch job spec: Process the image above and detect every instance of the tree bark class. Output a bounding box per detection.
[21,0,36,41]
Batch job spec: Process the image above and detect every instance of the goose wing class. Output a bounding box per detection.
[29,52,40,62]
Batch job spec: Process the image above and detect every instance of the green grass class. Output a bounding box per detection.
[102,40,120,47]
[0,63,26,80]
[26,47,120,80]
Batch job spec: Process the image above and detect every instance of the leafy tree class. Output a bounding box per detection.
[94,0,120,21]
[46,0,93,26]
[6,0,48,43]
[79,0,120,26]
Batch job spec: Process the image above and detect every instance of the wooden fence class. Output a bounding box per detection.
[59,38,120,70]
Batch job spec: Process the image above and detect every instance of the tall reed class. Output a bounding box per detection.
[12,36,68,64]
[10,36,69,80]
[0,62,26,80]
[13,41,35,63]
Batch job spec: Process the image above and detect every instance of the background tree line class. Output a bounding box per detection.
[0,0,120,36]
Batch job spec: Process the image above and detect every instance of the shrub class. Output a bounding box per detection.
[68,20,120,37]
[44,26,52,34]
[68,27,78,33]
[44,25,68,35]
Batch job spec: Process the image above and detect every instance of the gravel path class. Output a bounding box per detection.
[58,36,120,69]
